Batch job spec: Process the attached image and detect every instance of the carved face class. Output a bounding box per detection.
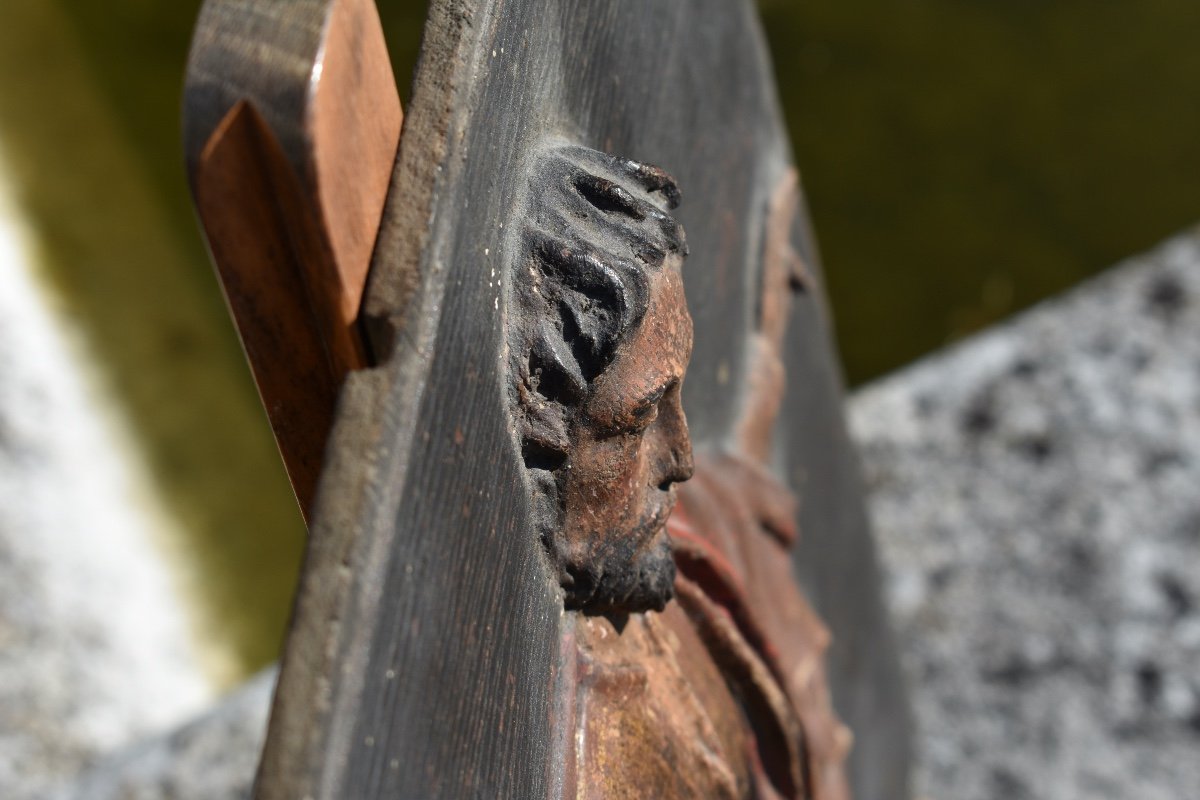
[558,265,694,615]
[508,144,695,616]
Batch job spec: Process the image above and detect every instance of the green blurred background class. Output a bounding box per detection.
[1,0,1196,682]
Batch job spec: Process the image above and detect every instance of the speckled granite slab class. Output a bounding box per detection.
[853,226,1200,800]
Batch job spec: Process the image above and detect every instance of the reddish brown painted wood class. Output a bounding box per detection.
[185,0,401,519]
[193,102,342,514]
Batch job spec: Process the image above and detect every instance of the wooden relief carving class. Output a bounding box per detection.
[185,1,914,798]
[506,149,853,798]
[507,144,693,616]
[664,171,854,800]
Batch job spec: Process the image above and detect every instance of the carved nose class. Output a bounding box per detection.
[655,387,693,489]
[656,444,693,492]
[672,440,694,483]
[655,416,694,490]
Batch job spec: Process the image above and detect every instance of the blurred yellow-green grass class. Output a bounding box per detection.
[1,0,1197,681]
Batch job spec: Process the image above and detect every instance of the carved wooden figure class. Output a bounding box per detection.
[184,0,912,798]
[502,146,850,798]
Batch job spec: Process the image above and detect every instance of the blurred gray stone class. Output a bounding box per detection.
[0,198,213,800]
[49,227,1200,800]
[853,226,1200,799]
[60,670,273,800]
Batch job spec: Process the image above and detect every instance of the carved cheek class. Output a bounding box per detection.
[570,434,643,513]
[606,435,645,505]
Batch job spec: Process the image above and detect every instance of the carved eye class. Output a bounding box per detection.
[619,379,674,436]
[591,392,661,439]
[625,401,659,434]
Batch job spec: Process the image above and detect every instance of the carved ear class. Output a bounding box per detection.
[556,287,621,381]
[533,243,648,381]
[528,319,586,404]
[518,396,569,471]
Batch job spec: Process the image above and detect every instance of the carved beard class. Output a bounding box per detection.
[561,500,678,617]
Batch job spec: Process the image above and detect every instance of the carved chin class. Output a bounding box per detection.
[563,528,677,617]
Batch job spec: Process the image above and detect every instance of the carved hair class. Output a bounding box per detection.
[514,238,650,464]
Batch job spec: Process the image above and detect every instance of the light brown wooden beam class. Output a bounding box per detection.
[184,0,402,520]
